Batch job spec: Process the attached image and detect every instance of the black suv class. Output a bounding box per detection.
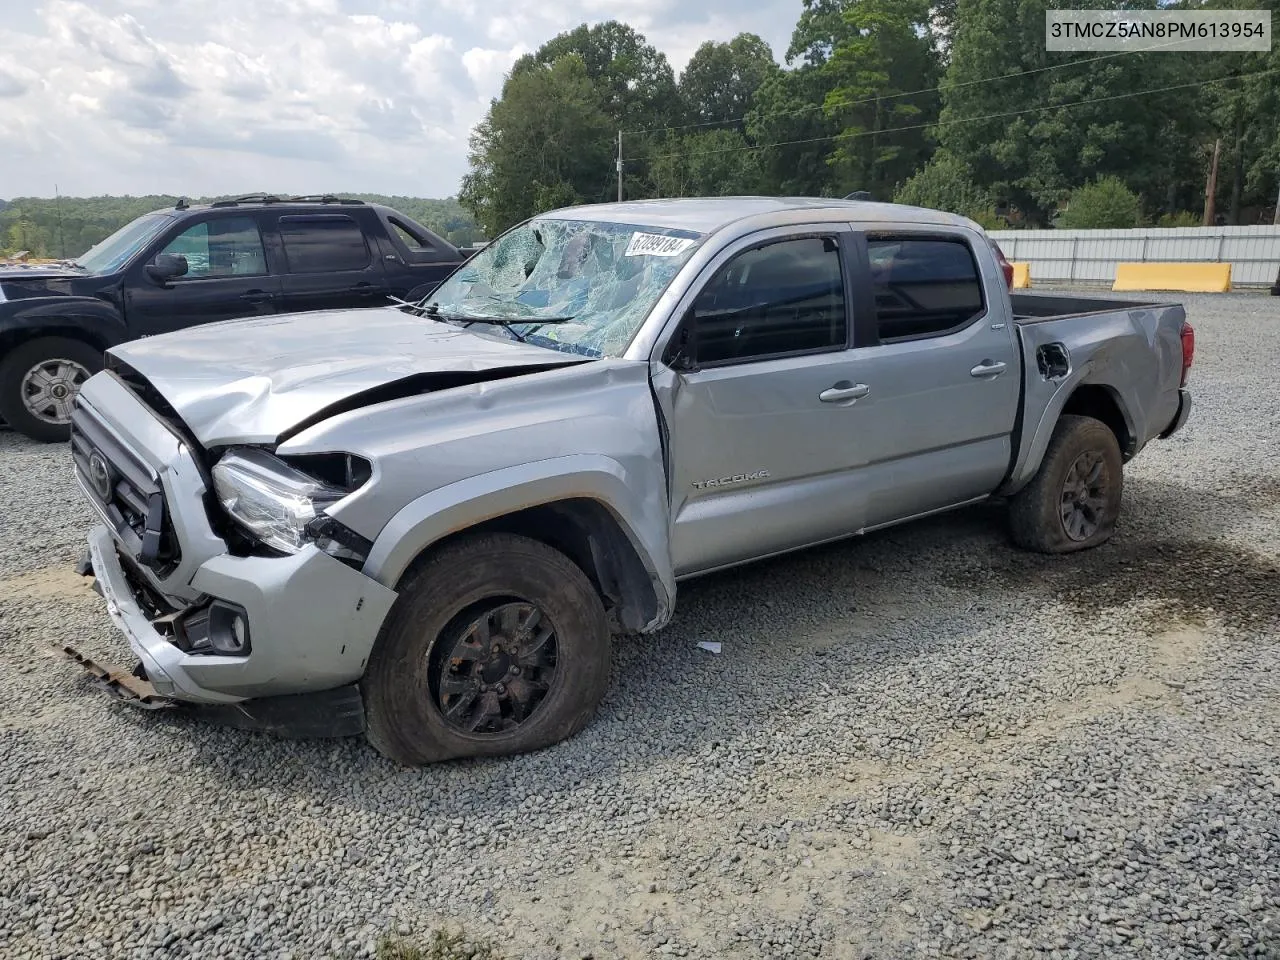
[0,194,479,441]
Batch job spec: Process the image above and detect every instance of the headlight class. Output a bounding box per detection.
[212,448,349,554]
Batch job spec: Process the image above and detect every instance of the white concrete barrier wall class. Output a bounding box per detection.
[987,226,1280,287]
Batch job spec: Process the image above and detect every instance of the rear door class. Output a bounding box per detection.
[842,228,1021,527]
[125,213,282,336]
[275,212,390,313]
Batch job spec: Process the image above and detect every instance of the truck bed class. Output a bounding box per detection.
[1000,290,1188,494]
[1010,292,1178,323]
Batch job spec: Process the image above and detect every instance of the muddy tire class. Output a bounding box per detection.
[0,336,102,442]
[1008,414,1124,554]
[362,532,611,766]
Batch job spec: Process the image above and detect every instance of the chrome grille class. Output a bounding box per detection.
[70,402,181,573]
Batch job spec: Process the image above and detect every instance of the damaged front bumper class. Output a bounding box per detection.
[66,523,397,738]
[68,527,389,742]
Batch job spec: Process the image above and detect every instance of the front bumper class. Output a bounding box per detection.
[1159,388,1193,439]
[83,522,397,704]
[67,373,399,721]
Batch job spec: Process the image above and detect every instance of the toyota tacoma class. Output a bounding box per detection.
[62,197,1194,765]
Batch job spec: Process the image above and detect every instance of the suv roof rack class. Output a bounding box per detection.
[286,195,366,205]
[204,194,368,209]
[210,193,284,207]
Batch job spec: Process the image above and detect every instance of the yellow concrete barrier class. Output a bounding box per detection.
[1011,262,1031,289]
[1113,262,1232,293]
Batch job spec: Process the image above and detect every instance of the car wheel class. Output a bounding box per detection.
[362,532,612,765]
[1008,414,1124,554]
[0,337,103,443]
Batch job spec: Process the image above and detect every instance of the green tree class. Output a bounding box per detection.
[937,0,1203,223]
[459,55,613,237]
[1058,176,1142,229]
[679,34,778,126]
[514,21,679,131]
[649,129,765,197]
[893,150,1001,225]
[820,0,940,199]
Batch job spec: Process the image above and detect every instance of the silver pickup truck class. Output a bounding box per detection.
[63,197,1194,765]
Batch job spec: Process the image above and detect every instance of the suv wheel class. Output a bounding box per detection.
[0,337,103,442]
[362,532,611,765]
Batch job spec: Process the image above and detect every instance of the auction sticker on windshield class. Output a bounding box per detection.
[625,233,697,257]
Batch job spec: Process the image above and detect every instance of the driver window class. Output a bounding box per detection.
[688,236,846,365]
[160,217,267,279]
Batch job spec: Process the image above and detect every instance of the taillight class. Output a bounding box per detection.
[990,239,1014,290]
[1180,321,1195,386]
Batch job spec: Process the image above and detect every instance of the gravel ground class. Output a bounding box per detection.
[1,290,1278,960]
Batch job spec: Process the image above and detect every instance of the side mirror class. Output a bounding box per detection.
[667,314,700,373]
[146,253,188,284]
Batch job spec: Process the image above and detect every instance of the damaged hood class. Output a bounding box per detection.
[106,305,595,446]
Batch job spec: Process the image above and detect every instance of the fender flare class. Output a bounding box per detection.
[1001,367,1138,496]
[0,297,129,351]
[360,454,676,631]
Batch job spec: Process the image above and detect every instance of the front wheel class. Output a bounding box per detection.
[1007,414,1124,554]
[0,337,103,442]
[362,532,612,765]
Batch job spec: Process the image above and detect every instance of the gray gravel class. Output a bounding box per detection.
[2,290,1278,960]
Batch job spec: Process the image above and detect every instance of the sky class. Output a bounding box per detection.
[0,0,800,200]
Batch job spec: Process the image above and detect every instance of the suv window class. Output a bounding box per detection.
[388,217,437,253]
[689,236,846,365]
[866,236,985,341]
[279,215,370,273]
[159,217,267,279]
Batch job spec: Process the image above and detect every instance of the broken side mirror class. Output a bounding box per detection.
[146,253,188,284]
[667,313,701,374]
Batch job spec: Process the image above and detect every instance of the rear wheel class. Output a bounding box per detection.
[362,532,611,765]
[1008,414,1124,554]
[0,336,102,442]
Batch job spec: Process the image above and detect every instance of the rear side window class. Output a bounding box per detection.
[866,237,985,342]
[279,215,370,272]
[388,217,438,253]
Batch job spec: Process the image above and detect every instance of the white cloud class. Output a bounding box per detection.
[0,0,798,199]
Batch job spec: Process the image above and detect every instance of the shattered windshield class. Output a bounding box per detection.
[426,218,705,358]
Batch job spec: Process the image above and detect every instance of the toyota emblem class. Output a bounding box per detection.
[87,450,114,501]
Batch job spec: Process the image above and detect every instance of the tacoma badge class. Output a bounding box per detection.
[692,470,771,490]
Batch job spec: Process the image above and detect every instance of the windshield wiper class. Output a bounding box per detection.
[421,304,576,342]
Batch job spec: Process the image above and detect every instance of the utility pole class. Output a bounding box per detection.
[616,131,624,202]
[55,183,66,260]
[1202,139,1220,227]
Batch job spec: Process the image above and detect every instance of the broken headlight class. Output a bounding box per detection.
[211,448,370,559]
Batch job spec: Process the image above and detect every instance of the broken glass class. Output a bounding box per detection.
[425,218,706,358]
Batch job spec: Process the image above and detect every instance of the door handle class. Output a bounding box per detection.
[349,283,382,296]
[970,360,1007,378]
[240,290,275,304]
[819,382,870,403]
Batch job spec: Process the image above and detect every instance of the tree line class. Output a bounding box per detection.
[0,195,485,261]
[459,0,1280,236]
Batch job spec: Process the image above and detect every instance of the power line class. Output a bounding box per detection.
[628,66,1279,164]
[623,37,1222,138]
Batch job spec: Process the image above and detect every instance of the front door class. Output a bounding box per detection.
[126,214,282,336]
[653,228,871,577]
[843,230,1021,527]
